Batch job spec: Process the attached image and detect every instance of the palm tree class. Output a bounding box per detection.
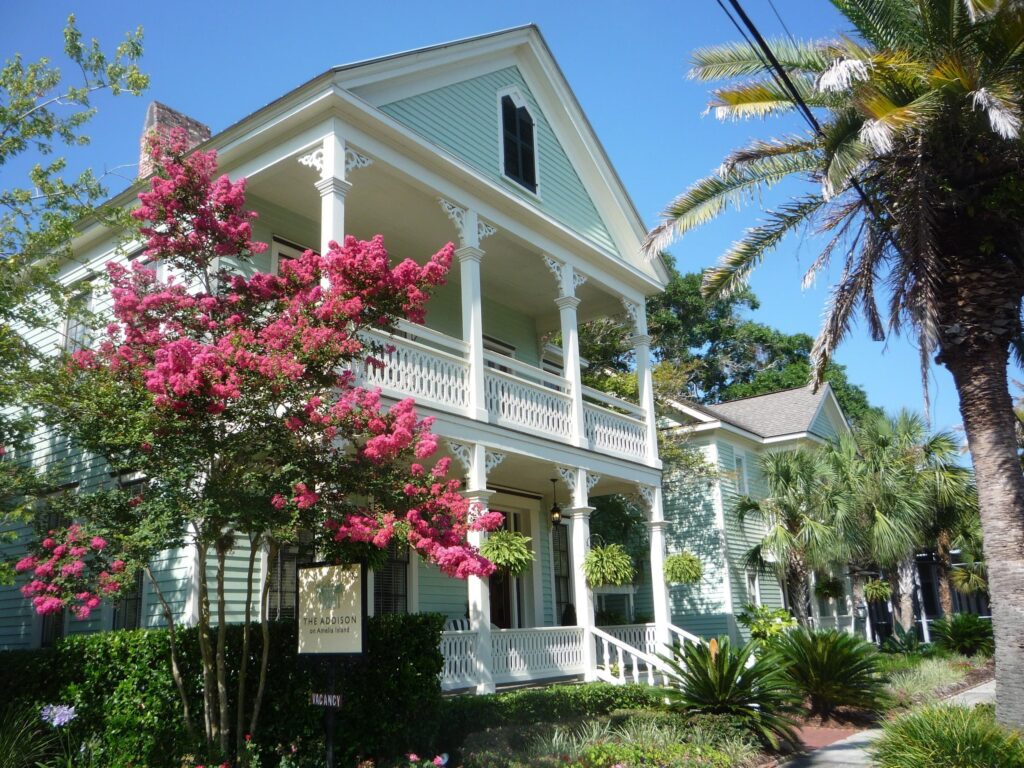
[736,449,844,626]
[648,1,1024,725]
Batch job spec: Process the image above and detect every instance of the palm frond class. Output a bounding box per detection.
[702,196,826,298]
[690,38,836,80]
[829,0,924,50]
[708,75,831,120]
[720,134,818,176]
[643,153,818,258]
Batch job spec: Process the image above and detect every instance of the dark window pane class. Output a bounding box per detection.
[374,541,408,615]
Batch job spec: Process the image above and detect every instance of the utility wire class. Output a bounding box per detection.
[766,0,798,46]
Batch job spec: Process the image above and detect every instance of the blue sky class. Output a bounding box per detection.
[4,0,1002,438]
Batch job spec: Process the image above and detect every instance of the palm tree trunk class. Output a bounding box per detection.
[935,530,955,618]
[945,339,1024,728]
[787,555,811,627]
[895,558,916,633]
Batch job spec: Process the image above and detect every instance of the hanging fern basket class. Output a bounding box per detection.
[479,530,534,577]
[814,577,844,601]
[863,578,891,604]
[582,543,635,588]
[663,551,703,584]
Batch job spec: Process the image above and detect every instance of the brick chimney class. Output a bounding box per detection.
[138,101,211,178]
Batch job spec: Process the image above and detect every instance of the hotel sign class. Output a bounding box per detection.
[296,563,367,656]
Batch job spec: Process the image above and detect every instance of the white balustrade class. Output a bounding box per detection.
[362,326,470,412]
[484,367,573,440]
[440,629,479,690]
[598,623,659,656]
[584,402,647,462]
[489,626,585,684]
[590,626,672,686]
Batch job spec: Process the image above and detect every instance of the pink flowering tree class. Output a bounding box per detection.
[29,130,500,759]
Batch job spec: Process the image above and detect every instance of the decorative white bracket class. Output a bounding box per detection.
[298,148,325,175]
[543,254,587,298]
[478,220,496,243]
[621,298,641,332]
[555,465,577,495]
[636,483,655,511]
[446,440,472,473]
[484,451,506,476]
[345,149,373,173]
[438,198,495,248]
[586,473,601,494]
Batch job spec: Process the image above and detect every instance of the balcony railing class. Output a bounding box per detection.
[361,322,649,463]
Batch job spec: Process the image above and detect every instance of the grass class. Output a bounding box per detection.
[872,704,1024,767]
[886,657,968,708]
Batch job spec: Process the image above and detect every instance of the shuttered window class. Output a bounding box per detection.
[267,538,314,621]
[552,523,572,624]
[501,95,537,193]
[374,541,409,615]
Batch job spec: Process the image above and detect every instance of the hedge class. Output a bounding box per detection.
[0,613,445,767]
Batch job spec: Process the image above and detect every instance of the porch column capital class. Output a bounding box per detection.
[554,295,581,311]
[569,505,596,521]
[456,245,485,264]
[314,176,352,199]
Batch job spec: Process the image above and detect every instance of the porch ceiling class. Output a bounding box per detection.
[246,154,630,333]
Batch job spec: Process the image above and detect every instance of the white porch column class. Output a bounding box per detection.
[622,299,658,463]
[641,484,672,652]
[298,123,373,256]
[546,257,587,447]
[464,442,495,693]
[440,200,494,421]
[560,465,596,680]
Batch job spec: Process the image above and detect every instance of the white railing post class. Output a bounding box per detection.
[545,256,588,448]
[564,465,597,680]
[639,484,672,653]
[439,200,495,422]
[621,298,657,463]
[465,443,495,694]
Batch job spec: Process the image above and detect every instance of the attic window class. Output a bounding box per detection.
[501,94,537,193]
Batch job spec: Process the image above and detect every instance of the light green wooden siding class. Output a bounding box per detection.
[661,442,737,640]
[717,440,785,640]
[144,547,193,628]
[540,525,554,626]
[205,542,258,625]
[380,67,615,253]
[416,560,466,619]
[0,521,37,649]
[810,404,840,441]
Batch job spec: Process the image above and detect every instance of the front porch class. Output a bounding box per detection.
[439,622,701,692]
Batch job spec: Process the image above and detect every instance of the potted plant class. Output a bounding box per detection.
[479,530,533,576]
[864,578,892,604]
[663,551,703,584]
[582,543,635,588]
[814,577,844,601]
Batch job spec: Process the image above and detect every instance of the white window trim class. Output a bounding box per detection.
[746,568,761,607]
[734,451,749,496]
[270,237,310,275]
[495,85,542,200]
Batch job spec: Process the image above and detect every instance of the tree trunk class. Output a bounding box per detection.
[945,339,1024,728]
[144,564,196,741]
[235,535,258,761]
[894,558,916,633]
[215,537,230,757]
[196,539,217,745]
[935,529,955,618]
[249,538,278,737]
[787,555,811,627]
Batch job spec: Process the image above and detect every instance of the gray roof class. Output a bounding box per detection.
[700,385,832,438]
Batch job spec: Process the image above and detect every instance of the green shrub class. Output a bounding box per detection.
[736,603,796,641]
[772,627,889,719]
[576,740,731,767]
[0,614,445,767]
[931,613,994,657]
[660,636,801,749]
[582,543,635,587]
[0,707,58,768]
[479,530,533,576]
[886,657,967,708]
[663,551,703,584]
[882,624,933,656]
[871,704,1024,767]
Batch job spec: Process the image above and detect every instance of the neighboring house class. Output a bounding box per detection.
[656,384,856,640]
[0,26,703,693]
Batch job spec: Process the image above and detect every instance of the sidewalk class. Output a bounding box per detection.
[784,679,996,767]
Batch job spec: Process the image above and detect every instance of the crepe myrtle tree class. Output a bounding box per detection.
[25,130,501,760]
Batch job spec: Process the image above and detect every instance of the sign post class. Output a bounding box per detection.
[297,562,367,768]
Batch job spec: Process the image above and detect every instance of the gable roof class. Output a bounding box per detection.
[664,383,850,443]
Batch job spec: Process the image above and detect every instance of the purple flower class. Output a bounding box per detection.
[41,704,76,727]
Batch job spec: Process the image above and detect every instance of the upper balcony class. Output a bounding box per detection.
[227,121,661,468]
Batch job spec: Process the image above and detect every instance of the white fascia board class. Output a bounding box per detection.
[686,421,765,446]
[761,431,826,446]
[424,407,663,482]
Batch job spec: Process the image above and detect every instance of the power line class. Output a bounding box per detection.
[766,0,798,46]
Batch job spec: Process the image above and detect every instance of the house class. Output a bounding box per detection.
[656,384,857,640]
[0,26,704,693]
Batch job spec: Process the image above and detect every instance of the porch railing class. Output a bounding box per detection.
[490,626,586,684]
[361,323,651,462]
[440,629,479,690]
[591,626,673,686]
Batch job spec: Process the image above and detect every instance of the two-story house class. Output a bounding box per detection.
[0,26,706,694]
